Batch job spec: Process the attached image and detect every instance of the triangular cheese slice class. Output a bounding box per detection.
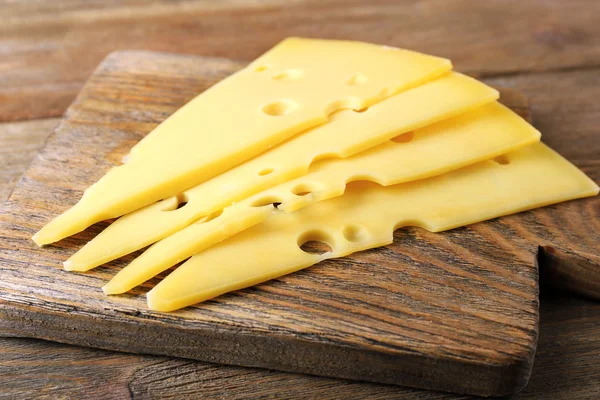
[66,72,497,271]
[101,102,541,294]
[33,38,452,245]
[145,143,598,311]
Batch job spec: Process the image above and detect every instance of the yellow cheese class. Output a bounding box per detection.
[145,143,598,311]
[66,72,497,271]
[33,38,452,246]
[102,102,541,294]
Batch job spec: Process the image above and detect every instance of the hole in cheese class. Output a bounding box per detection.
[393,219,432,232]
[258,168,274,176]
[291,183,316,197]
[493,155,510,165]
[297,230,334,255]
[391,131,415,143]
[163,193,190,212]
[324,97,363,115]
[262,100,297,116]
[254,65,269,72]
[272,69,304,80]
[343,224,367,242]
[194,209,224,225]
[353,106,369,113]
[345,72,369,85]
[251,196,282,209]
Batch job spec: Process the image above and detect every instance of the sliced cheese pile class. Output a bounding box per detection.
[103,102,541,294]
[66,72,498,271]
[146,143,598,311]
[34,38,598,312]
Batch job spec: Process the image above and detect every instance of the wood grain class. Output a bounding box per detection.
[538,246,600,301]
[0,51,597,397]
[0,119,58,204]
[2,293,597,400]
[2,0,600,122]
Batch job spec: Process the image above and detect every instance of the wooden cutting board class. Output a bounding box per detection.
[0,51,597,397]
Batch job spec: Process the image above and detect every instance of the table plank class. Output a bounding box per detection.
[0,119,58,204]
[2,0,600,122]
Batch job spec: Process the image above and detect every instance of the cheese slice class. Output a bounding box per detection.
[145,143,598,311]
[102,102,541,294]
[33,38,452,246]
[66,72,497,271]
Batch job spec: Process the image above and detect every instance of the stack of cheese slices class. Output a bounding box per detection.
[33,38,598,312]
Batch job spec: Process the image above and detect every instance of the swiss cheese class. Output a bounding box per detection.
[33,38,452,245]
[145,143,599,311]
[66,72,498,271]
[102,102,541,294]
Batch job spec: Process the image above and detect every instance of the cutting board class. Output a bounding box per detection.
[0,51,597,397]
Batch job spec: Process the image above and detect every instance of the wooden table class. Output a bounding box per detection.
[1,1,598,398]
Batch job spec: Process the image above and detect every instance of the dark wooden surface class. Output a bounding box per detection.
[538,246,600,301]
[0,49,598,397]
[0,1,599,399]
[2,294,598,400]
